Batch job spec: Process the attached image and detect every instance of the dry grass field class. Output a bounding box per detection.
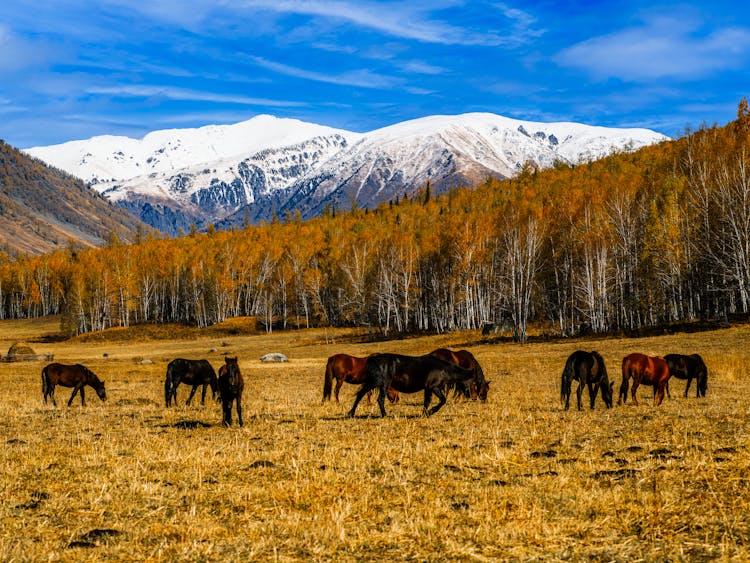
[1,317,749,561]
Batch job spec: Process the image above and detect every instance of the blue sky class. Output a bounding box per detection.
[1,0,748,148]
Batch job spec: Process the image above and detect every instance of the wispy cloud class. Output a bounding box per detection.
[248,56,401,88]
[556,14,750,81]
[238,0,531,46]
[86,85,307,107]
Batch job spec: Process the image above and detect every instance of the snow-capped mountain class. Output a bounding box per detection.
[26,113,668,234]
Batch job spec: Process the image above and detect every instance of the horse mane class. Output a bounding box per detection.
[560,353,577,404]
[590,351,608,381]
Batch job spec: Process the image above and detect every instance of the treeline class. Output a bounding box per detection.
[1,101,749,339]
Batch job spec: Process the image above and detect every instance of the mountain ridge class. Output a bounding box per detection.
[26,113,669,234]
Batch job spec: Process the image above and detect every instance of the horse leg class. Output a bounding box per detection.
[427,387,447,416]
[200,383,208,406]
[236,395,243,427]
[348,384,375,418]
[590,381,600,410]
[186,384,199,406]
[334,378,344,404]
[222,399,232,427]
[655,383,665,406]
[49,384,57,407]
[630,380,640,406]
[666,380,671,399]
[423,388,433,416]
[618,378,629,405]
[377,385,387,418]
[80,386,86,407]
[68,384,82,407]
[576,380,584,411]
[684,377,692,398]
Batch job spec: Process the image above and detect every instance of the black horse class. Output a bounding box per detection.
[218,356,244,427]
[560,350,613,410]
[164,359,219,407]
[664,353,708,398]
[347,353,476,418]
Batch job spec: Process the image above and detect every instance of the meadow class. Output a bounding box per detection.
[1,317,749,561]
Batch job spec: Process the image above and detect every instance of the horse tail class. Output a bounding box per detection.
[322,357,334,402]
[41,365,49,399]
[561,355,575,404]
[164,363,174,407]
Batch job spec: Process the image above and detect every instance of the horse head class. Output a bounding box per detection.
[476,380,490,402]
[95,381,107,401]
[86,367,107,401]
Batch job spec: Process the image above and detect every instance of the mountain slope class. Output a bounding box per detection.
[27,113,669,234]
[0,140,148,255]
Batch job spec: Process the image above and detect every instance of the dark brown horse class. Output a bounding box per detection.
[219,356,244,427]
[347,353,477,418]
[664,353,708,398]
[164,359,218,407]
[42,363,106,407]
[322,353,399,404]
[428,348,490,401]
[619,353,671,406]
[560,350,613,410]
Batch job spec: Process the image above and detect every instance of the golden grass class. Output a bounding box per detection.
[1,318,749,561]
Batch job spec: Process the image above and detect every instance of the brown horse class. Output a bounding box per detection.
[322,353,399,404]
[218,356,244,427]
[560,350,613,411]
[618,353,671,406]
[428,348,490,401]
[42,363,107,407]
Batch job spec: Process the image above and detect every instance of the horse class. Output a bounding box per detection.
[322,353,399,404]
[347,353,477,418]
[218,356,244,427]
[428,348,490,401]
[42,363,106,407]
[560,350,613,411]
[164,359,218,407]
[618,353,671,406]
[664,353,708,398]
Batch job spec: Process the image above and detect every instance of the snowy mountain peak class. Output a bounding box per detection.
[26,113,669,235]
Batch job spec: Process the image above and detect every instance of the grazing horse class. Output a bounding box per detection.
[218,356,244,427]
[322,353,399,404]
[560,350,613,411]
[164,359,218,407]
[42,363,107,407]
[618,353,671,406]
[347,353,477,418]
[428,348,490,401]
[664,353,708,398]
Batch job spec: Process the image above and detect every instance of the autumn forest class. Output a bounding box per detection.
[1,101,749,340]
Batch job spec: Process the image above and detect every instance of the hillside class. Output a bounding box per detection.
[3,103,748,338]
[0,140,148,254]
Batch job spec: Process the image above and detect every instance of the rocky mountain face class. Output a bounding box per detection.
[27,114,669,235]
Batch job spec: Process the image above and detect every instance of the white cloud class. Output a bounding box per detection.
[556,15,750,81]
[237,0,525,46]
[86,85,307,107]
[248,56,401,88]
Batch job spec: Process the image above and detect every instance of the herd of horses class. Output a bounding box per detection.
[561,350,708,411]
[37,345,707,421]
